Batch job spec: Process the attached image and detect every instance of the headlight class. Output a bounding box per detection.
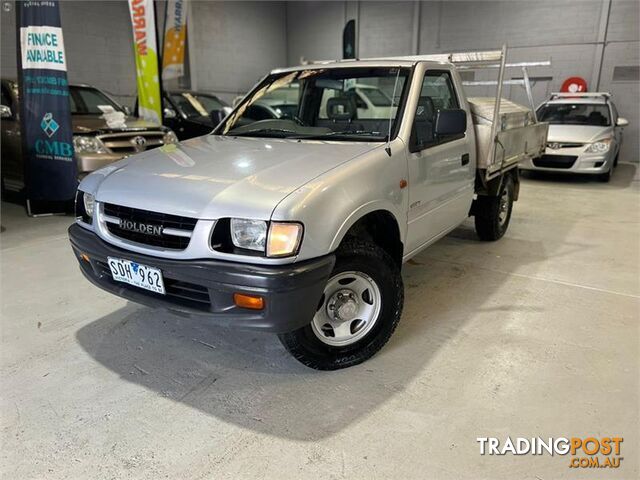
[73,136,106,154]
[230,218,267,251]
[228,219,303,257]
[267,222,303,257]
[83,192,95,218]
[163,130,179,145]
[585,138,611,153]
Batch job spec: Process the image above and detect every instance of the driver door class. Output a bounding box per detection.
[405,69,475,255]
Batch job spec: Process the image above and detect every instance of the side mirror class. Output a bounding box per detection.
[435,109,467,136]
[0,105,12,119]
[209,109,226,125]
[163,107,177,119]
[616,117,629,127]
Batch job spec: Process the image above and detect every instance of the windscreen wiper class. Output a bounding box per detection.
[290,131,386,140]
[229,128,298,138]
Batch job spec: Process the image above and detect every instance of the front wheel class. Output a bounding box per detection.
[598,168,612,183]
[279,239,403,370]
[474,175,514,241]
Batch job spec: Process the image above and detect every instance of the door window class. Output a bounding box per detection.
[412,70,460,149]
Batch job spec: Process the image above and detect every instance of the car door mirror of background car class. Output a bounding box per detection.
[616,117,629,127]
[209,109,226,125]
[163,107,178,119]
[0,105,12,119]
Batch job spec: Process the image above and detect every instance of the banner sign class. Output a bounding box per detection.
[128,0,162,124]
[16,0,76,203]
[343,19,356,59]
[162,0,188,81]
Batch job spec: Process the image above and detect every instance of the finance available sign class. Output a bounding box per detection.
[20,26,67,71]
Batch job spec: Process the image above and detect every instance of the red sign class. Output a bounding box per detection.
[561,77,588,93]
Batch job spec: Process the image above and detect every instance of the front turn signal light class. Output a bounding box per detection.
[267,222,303,257]
[233,293,265,310]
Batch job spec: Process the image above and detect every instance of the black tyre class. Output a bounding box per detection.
[474,175,514,241]
[279,239,403,370]
[598,168,612,183]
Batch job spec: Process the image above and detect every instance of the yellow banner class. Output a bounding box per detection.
[162,0,188,81]
[128,0,162,124]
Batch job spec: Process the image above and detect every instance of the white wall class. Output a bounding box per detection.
[189,1,287,103]
[285,0,640,161]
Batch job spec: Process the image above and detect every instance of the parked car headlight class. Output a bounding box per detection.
[73,136,107,154]
[83,192,95,218]
[585,138,611,153]
[163,130,179,145]
[267,222,303,257]
[230,218,267,251]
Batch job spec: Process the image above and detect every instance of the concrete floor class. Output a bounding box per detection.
[1,165,639,479]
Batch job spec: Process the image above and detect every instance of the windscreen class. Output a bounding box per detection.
[537,103,611,126]
[218,67,410,142]
[69,86,123,115]
[171,93,226,118]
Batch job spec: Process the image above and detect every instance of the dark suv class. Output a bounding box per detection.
[161,90,231,140]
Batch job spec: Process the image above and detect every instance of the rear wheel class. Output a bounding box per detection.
[474,175,514,241]
[279,239,403,370]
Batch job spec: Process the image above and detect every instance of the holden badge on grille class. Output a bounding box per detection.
[119,218,163,236]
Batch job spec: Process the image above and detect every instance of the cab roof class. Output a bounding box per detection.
[271,58,450,75]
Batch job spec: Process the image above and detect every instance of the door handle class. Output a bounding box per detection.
[461,153,470,166]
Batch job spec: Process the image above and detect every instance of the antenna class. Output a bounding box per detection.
[385,67,401,157]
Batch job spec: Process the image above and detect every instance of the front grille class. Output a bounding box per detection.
[94,260,211,310]
[103,203,197,250]
[547,142,584,149]
[533,154,577,169]
[98,131,165,154]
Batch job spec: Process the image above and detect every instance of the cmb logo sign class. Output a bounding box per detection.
[34,112,73,159]
[40,112,59,137]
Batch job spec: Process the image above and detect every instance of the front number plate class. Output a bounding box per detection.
[107,257,166,295]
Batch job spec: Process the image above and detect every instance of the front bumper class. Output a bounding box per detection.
[69,224,335,333]
[521,146,615,174]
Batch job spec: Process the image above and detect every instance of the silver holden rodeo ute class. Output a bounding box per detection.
[69,49,548,370]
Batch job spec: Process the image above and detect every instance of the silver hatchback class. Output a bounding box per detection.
[520,93,628,182]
